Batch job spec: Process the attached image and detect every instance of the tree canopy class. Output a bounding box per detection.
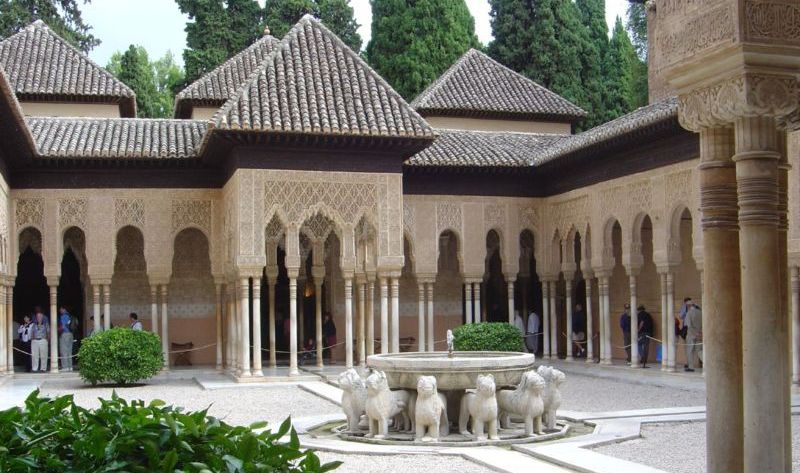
[366,0,479,100]
[0,0,99,52]
[264,0,361,51]
[107,46,185,119]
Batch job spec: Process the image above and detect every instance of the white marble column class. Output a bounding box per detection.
[315,278,324,367]
[267,273,277,368]
[215,283,223,370]
[549,281,557,358]
[160,285,169,369]
[94,285,102,334]
[239,279,251,377]
[252,278,262,375]
[390,277,400,353]
[0,285,5,373]
[366,278,375,356]
[464,282,473,325]
[417,282,425,352]
[507,278,515,324]
[542,279,550,358]
[659,272,668,371]
[357,279,366,365]
[344,277,354,368]
[792,266,800,384]
[629,274,639,367]
[49,285,58,372]
[666,272,676,372]
[226,285,235,370]
[585,276,593,362]
[289,275,299,375]
[426,283,434,352]
[597,276,608,364]
[565,278,573,360]
[5,286,12,373]
[103,285,111,331]
[473,282,481,324]
[380,276,388,354]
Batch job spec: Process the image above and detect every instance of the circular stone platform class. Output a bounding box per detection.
[367,351,536,390]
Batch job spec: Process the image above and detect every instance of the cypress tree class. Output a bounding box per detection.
[263,0,362,51]
[487,0,534,75]
[367,0,479,100]
[116,46,159,119]
[575,0,607,128]
[626,2,649,108]
[603,17,636,121]
[0,0,99,52]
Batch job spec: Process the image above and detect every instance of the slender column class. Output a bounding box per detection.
[344,277,354,368]
[390,277,400,353]
[226,285,235,370]
[238,279,251,377]
[602,278,611,363]
[585,276,593,362]
[464,282,473,325]
[103,285,111,331]
[380,277,388,354]
[548,281,557,358]
[357,280,366,365]
[315,279,324,367]
[565,278,573,360]
[473,282,481,324]
[49,285,58,372]
[734,117,783,473]
[507,279,515,324]
[5,286,12,373]
[629,275,639,367]
[366,278,375,356]
[520,277,529,328]
[792,266,800,384]
[160,285,169,369]
[597,277,607,364]
[298,278,306,344]
[215,284,223,370]
[666,272,676,372]
[252,278,262,374]
[417,282,425,352]
[268,276,277,368]
[94,285,101,334]
[659,273,668,371]
[777,136,790,473]
[289,275,299,375]
[541,279,550,358]
[0,285,5,373]
[426,283,434,351]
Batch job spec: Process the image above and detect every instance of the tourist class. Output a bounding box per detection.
[684,302,703,372]
[17,315,32,372]
[300,337,315,365]
[129,312,143,331]
[323,314,336,361]
[526,310,540,354]
[637,305,654,368]
[58,306,75,372]
[620,304,631,363]
[31,307,49,372]
[572,303,586,358]
[513,310,525,335]
[679,297,692,369]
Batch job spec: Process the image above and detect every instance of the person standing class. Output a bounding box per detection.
[620,304,631,363]
[17,315,32,372]
[572,303,587,358]
[513,310,525,334]
[684,302,703,372]
[322,313,336,361]
[526,310,540,354]
[31,308,49,372]
[637,305,654,368]
[129,313,143,331]
[58,306,74,372]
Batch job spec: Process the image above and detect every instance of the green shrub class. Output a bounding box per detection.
[78,327,163,385]
[453,322,525,352]
[0,390,340,472]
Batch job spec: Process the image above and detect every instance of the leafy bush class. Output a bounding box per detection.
[0,390,341,472]
[453,322,525,352]
[78,327,163,385]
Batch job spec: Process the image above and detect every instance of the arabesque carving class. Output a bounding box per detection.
[172,200,212,234]
[437,202,462,234]
[15,198,43,228]
[115,198,145,229]
[58,198,87,229]
[745,1,800,44]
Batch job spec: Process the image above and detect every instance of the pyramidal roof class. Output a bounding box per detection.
[411,49,586,122]
[174,33,280,118]
[0,20,136,116]
[213,15,434,140]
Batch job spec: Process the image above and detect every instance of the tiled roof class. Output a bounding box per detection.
[214,15,434,140]
[406,129,567,167]
[0,65,36,160]
[174,34,280,117]
[411,49,586,121]
[26,117,208,159]
[0,21,136,115]
[537,98,679,164]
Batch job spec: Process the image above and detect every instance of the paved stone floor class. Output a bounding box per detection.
[0,360,796,473]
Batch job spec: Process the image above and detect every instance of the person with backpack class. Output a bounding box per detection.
[58,306,76,372]
[637,305,654,369]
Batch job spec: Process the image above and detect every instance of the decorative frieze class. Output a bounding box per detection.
[745,1,800,44]
[264,179,378,226]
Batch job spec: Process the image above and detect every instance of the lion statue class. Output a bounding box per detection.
[339,368,367,432]
[537,365,566,431]
[409,375,448,441]
[364,370,410,439]
[496,369,546,436]
[459,374,499,440]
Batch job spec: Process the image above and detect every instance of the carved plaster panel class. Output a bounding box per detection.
[518,206,539,233]
[436,202,462,235]
[655,2,734,69]
[264,178,378,227]
[665,170,692,208]
[744,1,800,44]
[15,198,43,229]
[172,199,212,234]
[552,196,588,235]
[484,203,506,231]
[403,202,415,236]
[114,198,145,229]
[58,198,87,230]
[627,181,654,214]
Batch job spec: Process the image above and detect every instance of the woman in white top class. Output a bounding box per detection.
[18,315,32,372]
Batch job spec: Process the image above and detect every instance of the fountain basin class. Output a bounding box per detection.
[367,351,535,391]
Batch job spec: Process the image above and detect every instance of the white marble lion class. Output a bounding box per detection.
[364,370,410,439]
[537,365,566,431]
[459,373,499,440]
[410,375,448,441]
[497,369,546,436]
[339,368,368,432]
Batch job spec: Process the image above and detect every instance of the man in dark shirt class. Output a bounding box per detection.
[637,305,654,368]
[572,303,587,358]
[620,304,631,363]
